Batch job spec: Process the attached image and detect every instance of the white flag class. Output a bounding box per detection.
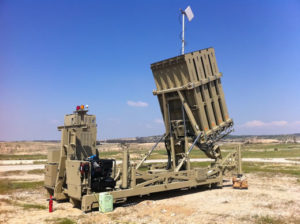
[184,6,194,22]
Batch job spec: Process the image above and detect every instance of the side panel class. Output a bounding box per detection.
[47,150,60,164]
[152,57,190,91]
[66,160,84,200]
[44,164,58,187]
[54,129,68,199]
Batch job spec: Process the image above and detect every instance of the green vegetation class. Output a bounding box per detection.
[243,162,300,177]
[146,143,300,160]
[137,164,157,171]
[228,143,300,158]
[33,160,47,164]
[241,149,300,158]
[0,198,46,210]
[252,215,300,224]
[52,218,76,224]
[97,143,300,161]
[222,143,300,150]
[0,154,47,160]
[0,179,44,194]
[20,202,47,210]
[190,161,211,168]
[254,215,285,224]
[137,161,300,178]
[97,151,120,158]
[27,169,44,174]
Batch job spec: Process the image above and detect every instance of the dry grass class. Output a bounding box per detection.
[0,141,59,155]
[0,170,24,176]
[254,215,286,224]
[46,218,76,224]
[0,198,46,210]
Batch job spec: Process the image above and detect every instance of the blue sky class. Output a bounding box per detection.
[1,0,300,141]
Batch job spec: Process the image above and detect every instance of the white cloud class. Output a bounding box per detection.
[270,121,288,126]
[154,119,164,124]
[127,100,148,107]
[235,120,300,135]
[242,120,288,128]
[243,120,265,127]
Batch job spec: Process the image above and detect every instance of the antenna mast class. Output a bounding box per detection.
[181,9,185,55]
[180,6,194,55]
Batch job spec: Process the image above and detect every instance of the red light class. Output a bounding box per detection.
[76,105,80,110]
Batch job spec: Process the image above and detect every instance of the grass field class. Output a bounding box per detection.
[0,180,44,194]
[145,145,300,160]
[137,161,300,181]
[242,162,300,177]
[0,154,47,160]
[0,143,299,161]
[2,148,297,161]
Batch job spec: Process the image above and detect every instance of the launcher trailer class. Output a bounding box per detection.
[44,48,244,212]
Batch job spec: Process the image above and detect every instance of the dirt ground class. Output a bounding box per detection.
[1,141,299,223]
[0,142,59,155]
[0,172,299,224]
